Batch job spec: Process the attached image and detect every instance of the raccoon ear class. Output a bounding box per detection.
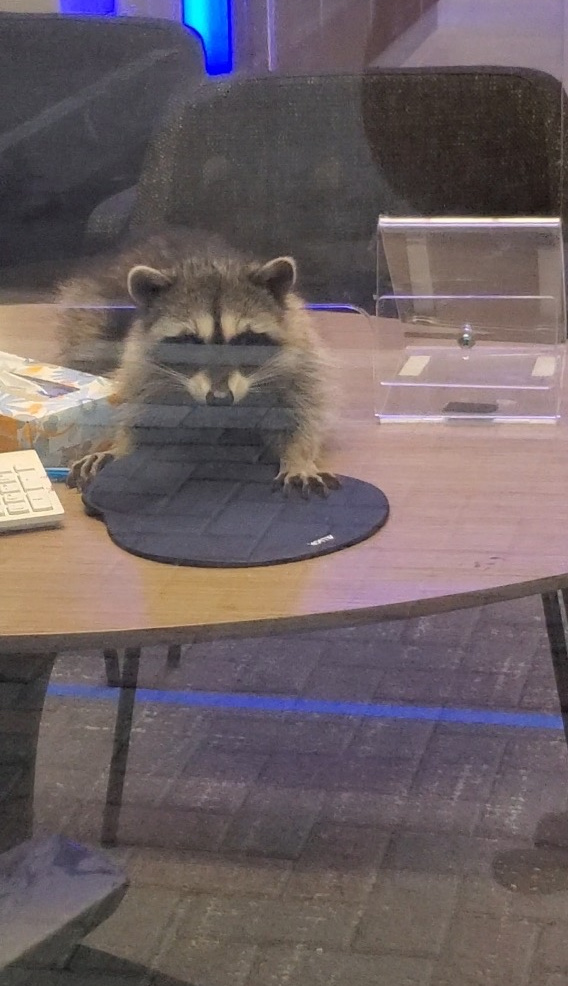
[251,256,297,300]
[127,265,174,307]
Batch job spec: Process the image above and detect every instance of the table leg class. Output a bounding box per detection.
[542,591,568,747]
[103,649,121,688]
[101,647,140,847]
[0,653,56,853]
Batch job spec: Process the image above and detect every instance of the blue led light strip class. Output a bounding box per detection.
[59,0,116,13]
[182,0,232,74]
[59,0,232,76]
[46,683,564,731]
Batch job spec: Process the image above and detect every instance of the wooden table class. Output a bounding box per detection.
[2,304,568,851]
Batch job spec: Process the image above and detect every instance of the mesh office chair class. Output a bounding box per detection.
[118,66,568,313]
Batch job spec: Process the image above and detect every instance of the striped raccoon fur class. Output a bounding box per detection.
[57,229,338,496]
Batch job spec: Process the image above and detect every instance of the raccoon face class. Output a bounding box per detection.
[126,255,296,406]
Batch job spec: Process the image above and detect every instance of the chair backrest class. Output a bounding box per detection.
[0,12,204,136]
[0,12,205,290]
[129,68,567,311]
[130,74,406,310]
[361,66,566,221]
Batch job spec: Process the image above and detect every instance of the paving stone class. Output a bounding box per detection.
[123,705,206,776]
[283,822,388,900]
[116,804,232,852]
[410,730,507,802]
[259,752,419,796]
[128,849,290,897]
[457,873,568,923]
[222,786,324,859]
[373,668,457,704]
[299,621,405,645]
[353,871,459,956]
[347,719,435,761]
[401,609,480,645]
[313,637,408,670]
[446,668,530,709]
[535,924,568,971]
[170,896,362,948]
[230,637,327,695]
[164,776,251,814]
[200,711,357,755]
[432,910,540,986]
[520,670,562,712]
[476,597,545,629]
[320,790,406,828]
[78,887,183,969]
[382,832,503,876]
[246,946,433,986]
[154,936,257,985]
[2,969,147,986]
[528,974,568,986]
[501,735,568,774]
[477,769,568,839]
[461,626,545,673]
[300,662,384,701]
[398,794,483,836]
[179,749,268,784]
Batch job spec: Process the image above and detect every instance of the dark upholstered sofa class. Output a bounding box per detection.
[0,12,205,295]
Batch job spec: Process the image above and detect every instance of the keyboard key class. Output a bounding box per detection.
[28,492,52,511]
[3,492,26,503]
[0,449,64,531]
[18,470,46,492]
[0,481,20,494]
[6,502,29,515]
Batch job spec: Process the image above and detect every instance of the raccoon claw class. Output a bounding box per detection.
[273,470,341,499]
[67,451,115,490]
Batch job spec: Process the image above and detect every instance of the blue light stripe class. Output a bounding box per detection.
[182,0,232,75]
[60,0,115,13]
[46,682,564,731]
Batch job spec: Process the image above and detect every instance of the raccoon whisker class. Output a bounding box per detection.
[147,360,189,385]
[247,355,293,387]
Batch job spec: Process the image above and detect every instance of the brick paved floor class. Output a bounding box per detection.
[7,594,568,985]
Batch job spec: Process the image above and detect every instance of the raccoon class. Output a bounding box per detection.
[57,229,339,496]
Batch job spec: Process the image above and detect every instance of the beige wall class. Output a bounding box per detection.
[0,0,57,9]
[115,0,179,16]
[232,0,439,74]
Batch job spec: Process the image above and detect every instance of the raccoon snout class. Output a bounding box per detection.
[206,389,235,407]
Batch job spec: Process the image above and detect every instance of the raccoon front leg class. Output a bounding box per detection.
[274,431,340,499]
[67,428,131,490]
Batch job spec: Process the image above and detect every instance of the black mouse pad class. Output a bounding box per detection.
[81,449,389,568]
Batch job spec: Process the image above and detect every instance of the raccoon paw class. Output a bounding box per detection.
[273,467,341,499]
[67,451,115,490]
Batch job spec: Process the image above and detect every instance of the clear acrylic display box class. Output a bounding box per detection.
[375,217,566,423]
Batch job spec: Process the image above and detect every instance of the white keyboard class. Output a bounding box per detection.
[0,450,65,533]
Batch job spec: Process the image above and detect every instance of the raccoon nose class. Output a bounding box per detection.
[206,389,234,407]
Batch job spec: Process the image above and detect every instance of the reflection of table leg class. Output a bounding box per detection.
[0,653,56,853]
[542,591,568,747]
[101,647,140,847]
